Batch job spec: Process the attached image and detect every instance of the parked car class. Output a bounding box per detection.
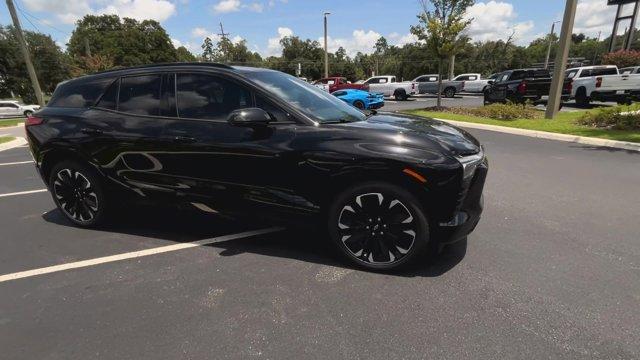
[333,89,384,110]
[363,75,417,100]
[314,77,369,93]
[619,66,640,75]
[413,75,464,98]
[26,63,487,271]
[0,100,40,118]
[452,73,492,93]
[483,68,571,105]
[565,65,640,106]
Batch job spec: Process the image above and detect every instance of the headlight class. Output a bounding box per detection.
[457,149,484,181]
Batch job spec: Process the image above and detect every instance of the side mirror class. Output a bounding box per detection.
[487,80,494,85]
[227,108,272,127]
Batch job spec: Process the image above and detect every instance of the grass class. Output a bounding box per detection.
[0,118,24,128]
[404,109,640,144]
[0,136,15,144]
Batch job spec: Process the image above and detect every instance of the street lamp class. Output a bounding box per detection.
[544,21,561,69]
[324,12,331,78]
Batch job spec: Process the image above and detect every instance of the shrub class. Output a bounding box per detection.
[425,102,542,120]
[602,50,640,69]
[577,104,640,130]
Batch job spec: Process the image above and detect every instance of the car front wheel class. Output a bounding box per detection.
[328,182,430,270]
[49,161,108,227]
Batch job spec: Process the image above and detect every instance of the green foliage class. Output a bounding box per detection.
[0,26,70,101]
[577,104,640,130]
[68,15,177,72]
[602,50,640,69]
[434,102,542,120]
[176,46,196,62]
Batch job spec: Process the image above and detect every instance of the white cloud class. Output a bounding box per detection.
[321,29,381,57]
[191,27,209,38]
[463,1,536,45]
[22,0,176,24]
[171,38,182,48]
[388,32,420,47]
[574,0,617,37]
[212,0,241,13]
[246,2,264,12]
[266,27,294,56]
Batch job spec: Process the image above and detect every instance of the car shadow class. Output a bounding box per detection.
[42,205,467,278]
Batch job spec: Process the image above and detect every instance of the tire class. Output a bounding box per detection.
[575,88,590,108]
[24,110,33,117]
[444,87,456,98]
[353,100,365,110]
[394,90,406,101]
[49,160,109,227]
[327,182,430,271]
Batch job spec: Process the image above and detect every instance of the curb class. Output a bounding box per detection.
[433,118,640,153]
[0,137,27,152]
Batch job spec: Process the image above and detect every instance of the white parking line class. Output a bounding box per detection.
[0,160,33,166]
[0,189,48,198]
[0,227,284,283]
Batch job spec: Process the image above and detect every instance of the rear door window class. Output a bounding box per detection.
[49,77,115,108]
[176,73,251,120]
[96,79,119,110]
[118,75,162,116]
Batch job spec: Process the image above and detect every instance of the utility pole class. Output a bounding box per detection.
[84,38,92,57]
[6,0,44,106]
[592,31,602,65]
[218,22,230,63]
[545,0,577,120]
[323,12,330,78]
[544,21,560,69]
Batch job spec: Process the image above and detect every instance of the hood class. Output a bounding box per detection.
[336,112,481,156]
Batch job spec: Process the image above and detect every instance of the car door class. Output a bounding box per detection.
[158,71,299,216]
[6,102,21,117]
[365,77,384,95]
[0,103,8,117]
[83,73,173,198]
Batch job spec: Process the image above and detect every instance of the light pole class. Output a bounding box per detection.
[544,21,561,69]
[545,0,577,120]
[324,12,330,78]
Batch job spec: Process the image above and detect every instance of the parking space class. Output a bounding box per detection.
[1,133,640,358]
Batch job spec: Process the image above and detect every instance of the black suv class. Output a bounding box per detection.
[26,63,487,270]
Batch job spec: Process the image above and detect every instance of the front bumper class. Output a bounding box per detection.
[434,159,488,244]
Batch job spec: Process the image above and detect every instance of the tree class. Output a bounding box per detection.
[411,0,474,107]
[176,46,196,62]
[201,37,215,61]
[602,50,640,68]
[0,26,70,102]
[68,15,177,73]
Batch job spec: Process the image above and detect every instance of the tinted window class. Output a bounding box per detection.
[118,75,161,116]
[176,73,250,120]
[333,91,346,96]
[565,70,578,79]
[580,68,618,77]
[255,95,289,123]
[96,79,118,110]
[49,77,115,108]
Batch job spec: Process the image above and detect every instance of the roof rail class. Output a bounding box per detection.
[91,62,234,76]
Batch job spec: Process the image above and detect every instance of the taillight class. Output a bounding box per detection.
[596,77,602,88]
[517,81,527,94]
[25,115,44,127]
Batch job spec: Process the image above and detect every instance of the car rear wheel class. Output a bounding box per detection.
[444,87,456,98]
[24,110,33,117]
[49,161,108,227]
[328,182,430,270]
[575,88,590,108]
[394,90,407,101]
[353,100,365,110]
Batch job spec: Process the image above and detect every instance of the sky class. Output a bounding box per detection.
[0,0,624,57]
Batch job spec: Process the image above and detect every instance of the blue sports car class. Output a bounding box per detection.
[332,89,384,110]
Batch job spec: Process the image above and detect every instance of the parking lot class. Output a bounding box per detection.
[1,126,639,359]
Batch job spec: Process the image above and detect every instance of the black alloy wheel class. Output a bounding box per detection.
[50,161,106,227]
[329,183,429,270]
[444,87,456,98]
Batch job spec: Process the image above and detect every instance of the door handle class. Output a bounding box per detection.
[81,128,103,136]
[173,136,197,143]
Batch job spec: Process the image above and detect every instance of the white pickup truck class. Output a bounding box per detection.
[0,100,40,118]
[363,76,417,100]
[565,65,640,106]
[451,73,492,93]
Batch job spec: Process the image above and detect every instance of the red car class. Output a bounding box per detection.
[314,77,369,93]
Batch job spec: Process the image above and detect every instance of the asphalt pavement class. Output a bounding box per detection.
[0,128,639,359]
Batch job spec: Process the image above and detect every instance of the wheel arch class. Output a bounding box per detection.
[40,147,98,186]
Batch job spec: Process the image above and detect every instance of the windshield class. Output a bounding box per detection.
[249,71,366,123]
